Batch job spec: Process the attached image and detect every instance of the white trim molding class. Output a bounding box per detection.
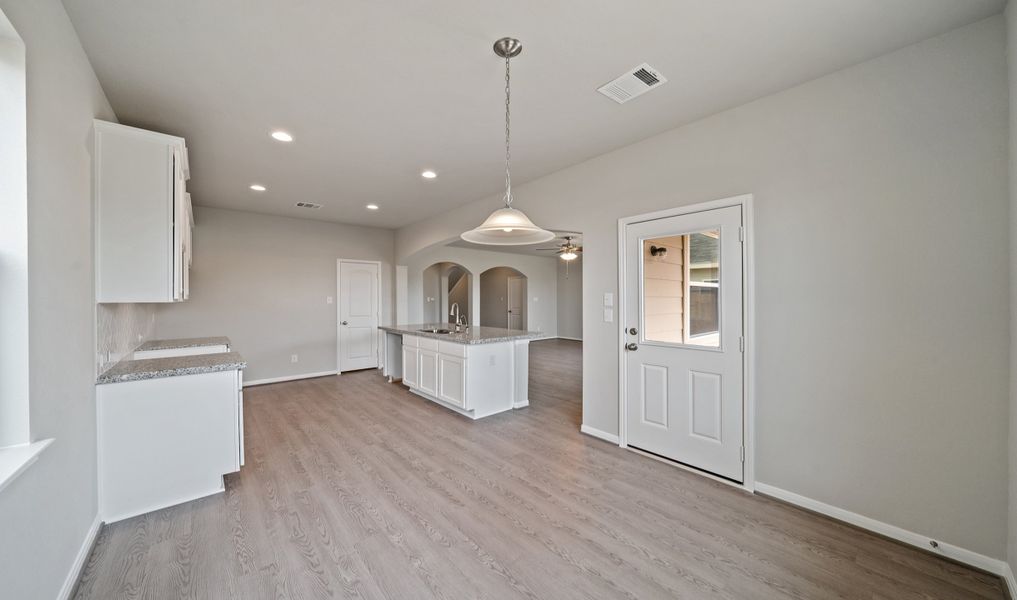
[580,424,620,444]
[0,438,53,494]
[1001,563,1015,600]
[755,483,1011,581]
[244,370,337,388]
[57,515,102,600]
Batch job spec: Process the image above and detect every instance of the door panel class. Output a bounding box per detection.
[624,205,744,482]
[438,354,466,408]
[339,261,379,372]
[507,276,524,330]
[418,350,438,396]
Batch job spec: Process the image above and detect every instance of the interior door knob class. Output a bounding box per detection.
[625,343,638,351]
[341,320,348,325]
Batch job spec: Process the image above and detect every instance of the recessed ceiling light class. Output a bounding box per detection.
[249,184,266,191]
[271,131,293,142]
[366,204,379,210]
[421,170,437,179]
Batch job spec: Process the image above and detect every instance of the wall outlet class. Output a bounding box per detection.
[489,355,496,366]
[291,354,299,363]
[603,308,614,322]
[604,292,614,307]
[326,296,333,305]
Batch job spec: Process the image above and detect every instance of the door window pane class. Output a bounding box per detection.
[642,230,720,347]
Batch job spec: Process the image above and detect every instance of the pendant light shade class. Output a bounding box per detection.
[462,37,554,246]
[460,207,556,245]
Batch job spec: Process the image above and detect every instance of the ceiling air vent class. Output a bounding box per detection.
[295,202,322,209]
[597,63,667,104]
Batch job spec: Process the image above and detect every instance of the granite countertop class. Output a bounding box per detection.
[136,336,231,351]
[97,351,246,385]
[379,323,546,345]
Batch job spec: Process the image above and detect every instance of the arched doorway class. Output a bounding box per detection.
[479,267,527,330]
[422,262,471,324]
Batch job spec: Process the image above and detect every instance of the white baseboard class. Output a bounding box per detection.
[512,400,530,409]
[754,483,1010,579]
[1002,562,1015,599]
[580,424,619,444]
[58,514,102,600]
[244,370,337,387]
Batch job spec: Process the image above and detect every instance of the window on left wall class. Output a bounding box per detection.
[0,7,53,493]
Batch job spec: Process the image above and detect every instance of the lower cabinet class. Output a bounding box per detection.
[97,369,243,523]
[399,333,521,419]
[402,335,469,410]
[438,354,467,408]
[418,348,439,397]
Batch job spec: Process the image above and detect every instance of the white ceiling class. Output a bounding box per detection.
[63,0,1003,229]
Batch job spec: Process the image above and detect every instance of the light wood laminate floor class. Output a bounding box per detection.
[74,339,1005,599]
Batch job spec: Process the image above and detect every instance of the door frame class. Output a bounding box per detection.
[336,259,383,374]
[617,194,756,491]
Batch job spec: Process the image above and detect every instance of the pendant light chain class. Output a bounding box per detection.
[503,54,512,207]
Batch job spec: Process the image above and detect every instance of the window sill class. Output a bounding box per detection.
[0,438,53,494]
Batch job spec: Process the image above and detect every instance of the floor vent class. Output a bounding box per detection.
[597,63,667,104]
[295,202,322,209]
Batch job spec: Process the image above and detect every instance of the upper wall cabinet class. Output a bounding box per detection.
[94,120,193,303]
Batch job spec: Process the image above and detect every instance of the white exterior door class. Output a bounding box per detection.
[623,205,744,482]
[338,260,379,372]
[507,276,524,330]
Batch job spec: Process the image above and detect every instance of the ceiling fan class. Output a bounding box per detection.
[537,235,582,261]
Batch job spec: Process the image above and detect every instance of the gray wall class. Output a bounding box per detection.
[1008,0,1017,582]
[557,257,582,340]
[156,206,395,382]
[0,1,115,597]
[397,18,1009,559]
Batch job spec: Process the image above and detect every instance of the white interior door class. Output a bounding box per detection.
[623,205,744,481]
[338,260,379,372]
[507,276,524,330]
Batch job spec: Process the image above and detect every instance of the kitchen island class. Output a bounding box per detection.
[379,324,544,419]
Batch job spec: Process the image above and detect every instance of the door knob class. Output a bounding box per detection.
[625,343,638,351]
[341,321,348,325]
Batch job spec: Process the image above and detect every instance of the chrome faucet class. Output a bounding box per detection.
[450,303,467,332]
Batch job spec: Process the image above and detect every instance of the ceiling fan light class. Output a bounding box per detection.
[560,251,578,261]
[461,207,556,245]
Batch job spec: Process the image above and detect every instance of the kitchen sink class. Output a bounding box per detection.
[418,328,454,334]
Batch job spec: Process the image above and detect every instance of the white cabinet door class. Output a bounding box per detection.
[438,354,467,408]
[418,349,439,396]
[94,120,189,303]
[402,346,419,388]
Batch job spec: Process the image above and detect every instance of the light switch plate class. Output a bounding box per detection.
[603,308,614,322]
[603,292,614,307]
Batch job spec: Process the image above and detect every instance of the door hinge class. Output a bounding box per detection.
[738,336,744,352]
[738,226,744,242]
[740,446,745,462]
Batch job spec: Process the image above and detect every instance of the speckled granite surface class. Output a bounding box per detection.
[136,336,231,351]
[97,351,246,384]
[379,324,545,344]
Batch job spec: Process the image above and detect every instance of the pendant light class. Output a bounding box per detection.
[461,38,555,246]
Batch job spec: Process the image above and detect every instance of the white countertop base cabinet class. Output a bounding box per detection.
[98,369,243,523]
[385,334,529,419]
